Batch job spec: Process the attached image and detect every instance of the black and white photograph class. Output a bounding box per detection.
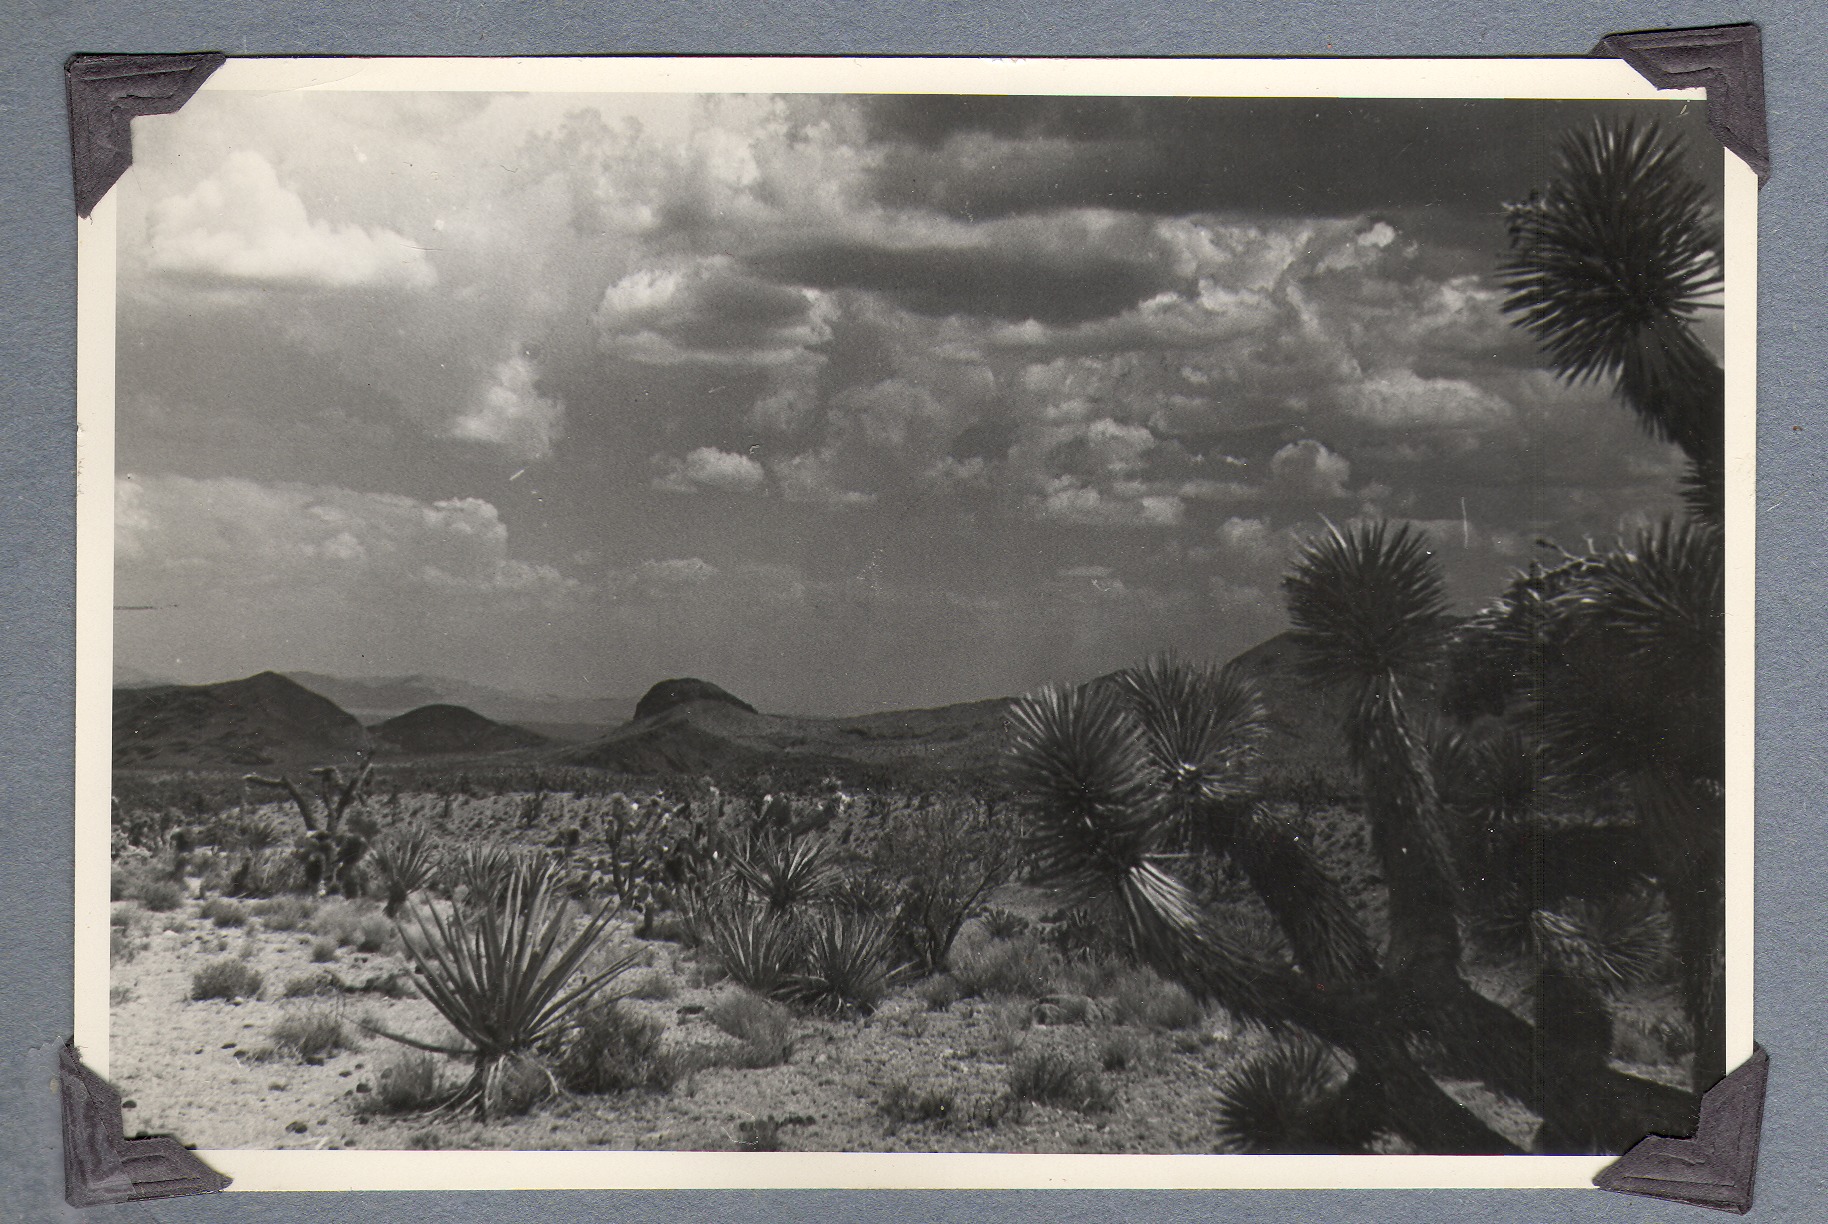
[76,57,1753,1187]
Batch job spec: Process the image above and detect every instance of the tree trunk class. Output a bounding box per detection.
[1354,688,1462,997]
[1426,983,1700,1152]
[1630,770,1726,1092]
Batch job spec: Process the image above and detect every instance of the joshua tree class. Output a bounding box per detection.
[1281,520,1461,1000]
[1498,119,1724,521]
[1009,597,1701,1152]
[1450,520,1725,1092]
[1489,116,1728,1090]
[244,757,375,898]
[1008,657,1512,1154]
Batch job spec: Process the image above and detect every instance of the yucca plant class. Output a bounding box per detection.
[1526,520,1725,1090]
[786,911,900,1016]
[702,899,803,996]
[1004,680,1275,1013]
[448,844,545,908]
[728,831,842,915]
[1213,1039,1376,1154]
[370,826,440,918]
[368,867,638,1119]
[1499,120,1724,521]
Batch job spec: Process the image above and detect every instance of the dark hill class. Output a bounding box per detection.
[562,687,1011,788]
[113,672,367,770]
[560,636,1363,791]
[633,678,757,722]
[371,704,550,757]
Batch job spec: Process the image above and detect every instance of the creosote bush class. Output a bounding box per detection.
[190,959,264,1001]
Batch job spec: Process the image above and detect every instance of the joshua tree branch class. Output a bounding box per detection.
[243,773,318,833]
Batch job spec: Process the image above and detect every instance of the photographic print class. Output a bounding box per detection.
[73,57,1755,1190]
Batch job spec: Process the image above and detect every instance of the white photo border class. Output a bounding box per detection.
[74,53,1753,1192]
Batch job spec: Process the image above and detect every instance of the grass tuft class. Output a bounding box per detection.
[1007,1049,1115,1114]
[879,1080,957,1130]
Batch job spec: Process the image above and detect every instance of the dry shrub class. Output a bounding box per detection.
[190,959,263,1001]
[1100,1031,1145,1072]
[252,896,317,931]
[624,970,677,1001]
[1105,965,1204,1030]
[707,991,796,1068]
[133,877,185,913]
[879,1080,956,1130]
[282,971,341,999]
[270,1009,354,1061]
[311,901,395,954]
[555,1002,682,1095]
[356,1052,451,1116]
[950,933,1065,1000]
[920,974,962,1012]
[200,897,248,928]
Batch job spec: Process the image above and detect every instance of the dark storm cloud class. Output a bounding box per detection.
[863,97,1722,224]
[744,241,1174,325]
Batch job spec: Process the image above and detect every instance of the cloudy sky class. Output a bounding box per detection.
[111,88,1721,714]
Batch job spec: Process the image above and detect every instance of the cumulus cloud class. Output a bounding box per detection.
[773,448,877,506]
[596,257,830,365]
[651,446,768,494]
[1270,439,1354,500]
[1343,369,1513,428]
[1216,515,1281,563]
[145,151,436,290]
[446,355,565,462]
[115,474,577,602]
[1033,478,1184,527]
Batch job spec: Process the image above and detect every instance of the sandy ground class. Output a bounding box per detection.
[109,889,1297,1154]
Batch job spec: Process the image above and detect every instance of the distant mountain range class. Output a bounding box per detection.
[283,671,637,733]
[114,671,371,771]
[111,634,1355,787]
